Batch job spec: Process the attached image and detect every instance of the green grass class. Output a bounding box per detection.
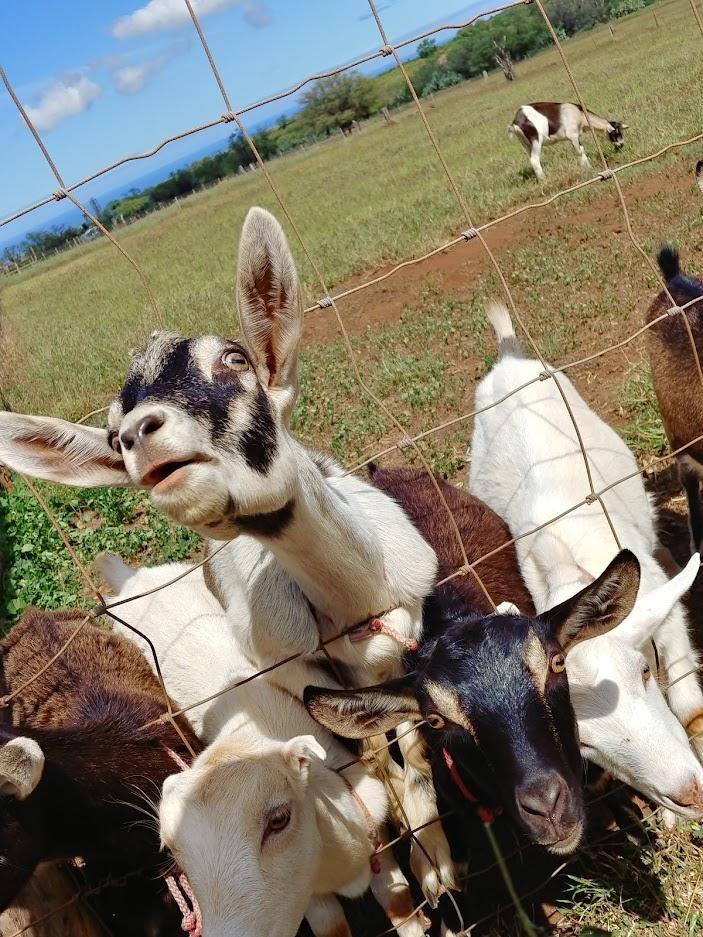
[3,0,703,931]
[620,361,669,457]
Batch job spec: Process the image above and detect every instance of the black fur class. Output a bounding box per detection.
[237,499,295,536]
[237,384,278,473]
[657,244,703,298]
[413,586,582,834]
[119,337,248,445]
[658,244,681,282]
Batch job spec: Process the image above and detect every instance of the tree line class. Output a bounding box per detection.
[3,0,655,267]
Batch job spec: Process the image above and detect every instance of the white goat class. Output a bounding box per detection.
[0,208,451,901]
[509,102,626,180]
[468,303,703,817]
[98,555,426,937]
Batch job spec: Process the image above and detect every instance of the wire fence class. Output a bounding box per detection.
[2,0,703,933]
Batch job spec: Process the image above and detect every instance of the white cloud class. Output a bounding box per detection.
[113,41,189,94]
[25,74,101,132]
[113,0,235,39]
[243,1,271,27]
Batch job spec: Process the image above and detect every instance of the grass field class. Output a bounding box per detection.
[3,0,703,931]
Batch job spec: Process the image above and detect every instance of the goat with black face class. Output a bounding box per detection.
[306,548,644,857]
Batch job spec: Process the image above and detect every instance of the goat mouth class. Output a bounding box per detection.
[142,457,208,492]
[542,821,583,855]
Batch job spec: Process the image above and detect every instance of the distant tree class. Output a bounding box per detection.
[299,73,378,135]
[417,38,437,58]
[420,68,463,96]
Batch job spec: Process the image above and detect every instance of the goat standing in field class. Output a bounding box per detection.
[99,555,427,937]
[0,208,453,902]
[0,608,200,935]
[508,102,627,180]
[645,245,703,553]
[468,302,703,791]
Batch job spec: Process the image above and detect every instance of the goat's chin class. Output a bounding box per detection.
[151,463,230,529]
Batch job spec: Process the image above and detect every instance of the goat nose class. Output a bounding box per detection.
[517,773,564,819]
[120,411,165,451]
[676,778,703,809]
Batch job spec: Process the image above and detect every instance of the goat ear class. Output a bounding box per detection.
[95,552,135,591]
[303,675,421,739]
[542,549,641,652]
[236,207,302,420]
[616,552,700,648]
[282,735,327,781]
[0,413,129,488]
[0,738,44,800]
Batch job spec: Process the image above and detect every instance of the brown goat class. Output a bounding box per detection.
[645,246,703,553]
[0,864,102,937]
[368,465,535,614]
[0,608,200,935]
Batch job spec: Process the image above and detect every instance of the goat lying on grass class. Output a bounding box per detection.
[99,555,425,937]
[469,301,703,817]
[0,608,199,935]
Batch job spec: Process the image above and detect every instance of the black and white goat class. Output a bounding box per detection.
[508,102,627,180]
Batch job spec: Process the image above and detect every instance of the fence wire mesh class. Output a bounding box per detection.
[2,0,703,933]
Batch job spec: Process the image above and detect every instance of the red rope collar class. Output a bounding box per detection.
[442,747,502,825]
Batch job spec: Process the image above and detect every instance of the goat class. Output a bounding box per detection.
[308,467,702,844]
[0,207,453,901]
[99,555,427,937]
[468,301,703,816]
[508,102,627,180]
[645,245,703,553]
[0,608,200,935]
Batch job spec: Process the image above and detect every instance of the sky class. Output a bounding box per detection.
[0,0,483,245]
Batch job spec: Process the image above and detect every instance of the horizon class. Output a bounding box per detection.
[0,0,482,252]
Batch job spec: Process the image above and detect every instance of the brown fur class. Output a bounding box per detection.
[645,283,703,466]
[0,609,184,730]
[369,466,535,615]
[0,609,201,932]
[0,864,101,937]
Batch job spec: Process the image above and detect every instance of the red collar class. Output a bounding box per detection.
[442,747,502,824]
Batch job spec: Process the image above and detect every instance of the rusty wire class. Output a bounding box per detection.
[3,0,703,932]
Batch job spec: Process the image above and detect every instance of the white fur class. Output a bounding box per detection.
[509,103,619,181]
[468,303,703,816]
[101,557,426,937]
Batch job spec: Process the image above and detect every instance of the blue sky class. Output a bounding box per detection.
[0,0,481,244]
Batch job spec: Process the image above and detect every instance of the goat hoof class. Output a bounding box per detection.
[662,808,677,830]
[409,833,457,910]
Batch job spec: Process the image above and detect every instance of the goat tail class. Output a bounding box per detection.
[657,244,680,283]
[696,160,703,195]
[507,123,516,137]
[486,301,523,357]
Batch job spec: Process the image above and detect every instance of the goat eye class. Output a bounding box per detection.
[550,653,566,674]
[643,663,652,684]
[426,713,445,730]
[263,805,291,844]
[108,431,121,454]
[221,350,248,371]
